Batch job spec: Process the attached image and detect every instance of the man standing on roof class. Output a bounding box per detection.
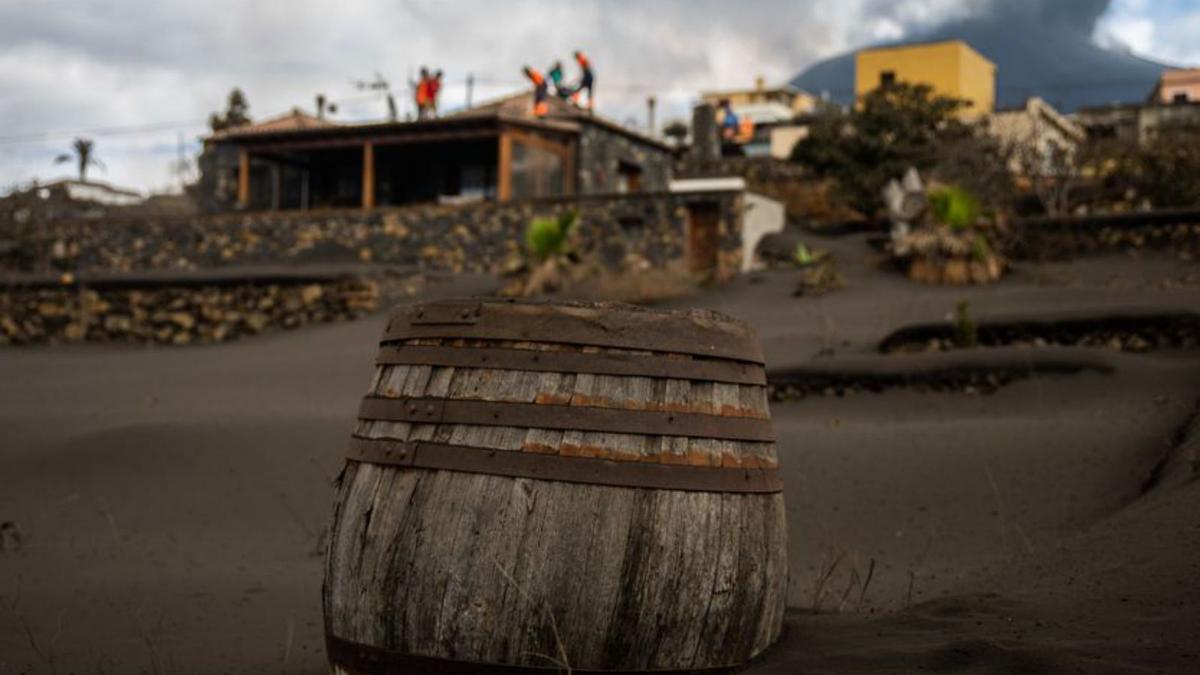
[413,67,431,120]
[572,50,595,112]
[428,69,443,117]
[718,99,739,140]
[523,66,549,117]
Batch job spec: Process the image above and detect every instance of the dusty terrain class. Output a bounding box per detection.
[2,235,1198,674]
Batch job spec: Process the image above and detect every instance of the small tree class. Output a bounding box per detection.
[1121,121,1200,208]
[663,119,689,146]
[1004,116,1084,216]
[209,88,251,132]
[54,137,104,182]
[791,83,970,215]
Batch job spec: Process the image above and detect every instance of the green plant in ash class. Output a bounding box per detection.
[971,234,991,264]
[525,209,579,261]
[953,299,978,348]
[794,242,814,266]
[929,185,979,231]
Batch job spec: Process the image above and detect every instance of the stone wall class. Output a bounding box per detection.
[3,191,745,280]
[1012,209,1200,261]
[577,125,673,194]
[0,277,382,346]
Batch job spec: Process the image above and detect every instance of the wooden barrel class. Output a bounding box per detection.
[323,299,786,674]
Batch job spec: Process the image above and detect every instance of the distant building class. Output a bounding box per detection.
[1148,68,1200,104]
[200,95,674,212]
[988,97,1084,173]
[855,40,996,119]
[1075,101,1200,145]
[699,77,818,118]
[698,78,820,160]
[37,179,143,207]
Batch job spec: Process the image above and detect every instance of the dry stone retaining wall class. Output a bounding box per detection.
[2,192,744,278]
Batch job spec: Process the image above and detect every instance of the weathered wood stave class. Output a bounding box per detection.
[324,300,787,673]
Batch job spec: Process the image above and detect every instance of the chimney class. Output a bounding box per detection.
[646,96,657,135]
[689,103,720,162]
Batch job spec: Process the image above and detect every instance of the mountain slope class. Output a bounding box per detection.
[792,11,1169,112]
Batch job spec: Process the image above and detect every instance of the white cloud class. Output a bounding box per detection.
[1095,0,1200,65]
[1,0,1193,193]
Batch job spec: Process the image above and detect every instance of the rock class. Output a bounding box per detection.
[245,313,270,333]
[167,312,195,330]
[104,315,133,332]
[63,322,86,341]
[300,284,324,305]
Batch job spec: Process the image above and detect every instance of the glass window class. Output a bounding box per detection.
[510,140,566,199]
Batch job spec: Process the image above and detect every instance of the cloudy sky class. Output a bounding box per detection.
[1,0,1197,195]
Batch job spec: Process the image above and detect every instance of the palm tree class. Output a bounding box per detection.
[55,137,105,182]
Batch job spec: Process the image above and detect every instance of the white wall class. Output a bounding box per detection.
[742,192,785,272]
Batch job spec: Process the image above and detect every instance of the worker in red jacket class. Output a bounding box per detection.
[572,50,595,111]
[427,69,443,117]
[523,66,549,117]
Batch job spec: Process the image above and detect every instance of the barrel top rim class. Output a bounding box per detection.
[382,297,765,364]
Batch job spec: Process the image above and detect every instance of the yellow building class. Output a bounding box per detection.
[855,40,995,118]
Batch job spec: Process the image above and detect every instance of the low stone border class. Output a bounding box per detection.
[0,276,385,346]
[767,347,1114,401]
[878,309,1200,354]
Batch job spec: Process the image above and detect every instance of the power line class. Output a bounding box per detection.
[0,91,388,147]
[0,119,207,145]
[0,75,1173,147]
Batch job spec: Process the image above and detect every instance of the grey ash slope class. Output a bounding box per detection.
[792,0,1169,112]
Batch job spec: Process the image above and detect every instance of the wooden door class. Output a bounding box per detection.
[687,203,720,275]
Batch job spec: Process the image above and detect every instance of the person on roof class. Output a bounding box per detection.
[548,61,571,99]
[572,50,595,112]
[413,67,431,120]
[718,99,740,140]
[428,69,443,117]
[523,66,549,117]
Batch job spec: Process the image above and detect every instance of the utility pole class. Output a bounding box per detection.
[172,132,190,193]
[647,96,657,136]
[466,73,475,109]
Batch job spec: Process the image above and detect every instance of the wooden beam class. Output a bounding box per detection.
[362,142,375,209]
[564,140,578,196]
[506,127,572,155]
[270,163,282,210]
[497,132,512,202]
[237,148,250,208]
[236,128,498,153]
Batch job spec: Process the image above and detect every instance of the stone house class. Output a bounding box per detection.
[199,93,675,212]
[1074,101,1200,145]
[987,97,1085,174]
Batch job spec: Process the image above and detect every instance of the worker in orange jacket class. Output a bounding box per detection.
[413,67,431,120]
[523,66,549,117]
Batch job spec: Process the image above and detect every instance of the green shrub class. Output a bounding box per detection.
[794,243,814,265]
[929,185,979,231]
[525,210,578,261]
[971,234,990,264]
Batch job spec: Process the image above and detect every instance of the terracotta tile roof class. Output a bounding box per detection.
[450,90,673,151]
[208,108,336,140]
